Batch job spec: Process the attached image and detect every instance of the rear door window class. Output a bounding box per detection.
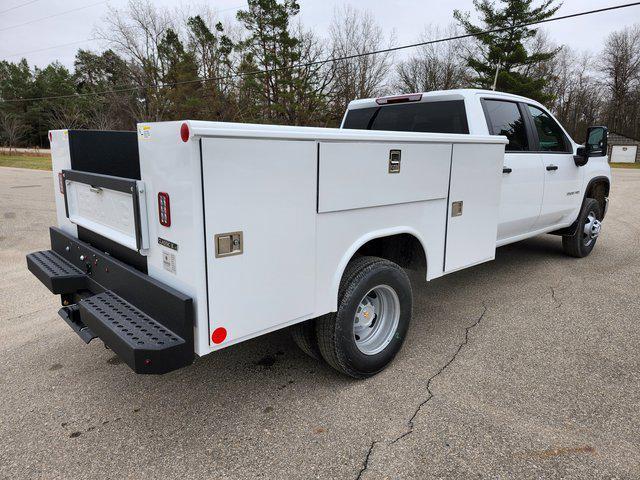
[482,100,529,151]
[342,100,469,134]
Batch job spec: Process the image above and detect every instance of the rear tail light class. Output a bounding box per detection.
[58,172,64,194]
[376,93,422,105]
[158,192,171,227]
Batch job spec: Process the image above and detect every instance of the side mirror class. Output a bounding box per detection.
[574,146,588,167]
[574,126,608,167]
[585,126,608,157]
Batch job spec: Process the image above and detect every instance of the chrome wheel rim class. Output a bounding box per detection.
[353,285,400,355]
[583,210,601,247]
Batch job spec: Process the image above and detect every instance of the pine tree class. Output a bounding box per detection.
[158,28,202,119]
[236,0,330,125]
[236,0,301,123]
[454,0,561,101]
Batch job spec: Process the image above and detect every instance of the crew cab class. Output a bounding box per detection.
[342,89,611,255]
[26,89,610,378]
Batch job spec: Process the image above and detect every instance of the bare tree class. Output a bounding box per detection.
[395,24,471,93]
[95,0,176,121]
[602,25,640,138]
[328,5,394,121]
[49,102,87,130]
[542,47,604,139]
[0,112,30,150]
[285,24,334,126]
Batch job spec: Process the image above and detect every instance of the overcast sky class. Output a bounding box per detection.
[0,0,639,69]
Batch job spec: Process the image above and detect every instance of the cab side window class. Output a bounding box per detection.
[527,105,569,152]
[482,100,528,151]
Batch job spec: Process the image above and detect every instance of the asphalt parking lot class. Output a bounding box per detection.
[1,166,639,479]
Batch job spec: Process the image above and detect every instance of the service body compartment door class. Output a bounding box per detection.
[201,138,317,345]
[445,143,503,273]
[318,142,452,212]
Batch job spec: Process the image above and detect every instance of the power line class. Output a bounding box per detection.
[4,39,94,59]
[2,1,640,103]
[217,3,247,13]
[0,0,41,15]
[0,0,246,58]
[2,4,245,58]
[0,1,107,32]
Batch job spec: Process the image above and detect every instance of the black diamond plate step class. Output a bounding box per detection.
[78,290,192,374]
[26,250,87,294]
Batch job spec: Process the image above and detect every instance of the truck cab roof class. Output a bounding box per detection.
[346,88,546,111]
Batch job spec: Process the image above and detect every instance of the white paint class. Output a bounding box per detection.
[533,151,583,231]
[611,145,637,163]
[49,130,77,237]
[137,121,210,356]
[445,143,503,272]
[496,152,544,241]
[201,137,318,346]
[318,142,451,213]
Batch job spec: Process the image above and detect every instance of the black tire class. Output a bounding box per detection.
[290,319,322,360]
[562,198,602,258]
[315,256,412,378]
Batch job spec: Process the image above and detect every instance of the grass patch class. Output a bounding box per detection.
[0,155,52,170]
[610,162,640,169]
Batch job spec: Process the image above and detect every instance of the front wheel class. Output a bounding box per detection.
[315,256,412,378]
[562,198,602,258]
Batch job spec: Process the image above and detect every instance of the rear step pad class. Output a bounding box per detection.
[26,250,87,294]
[78,291,192,374]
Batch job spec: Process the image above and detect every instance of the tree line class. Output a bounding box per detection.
[1,0,639,148]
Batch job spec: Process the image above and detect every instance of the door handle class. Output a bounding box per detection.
[502,167,512,174]
[546,165,558,171]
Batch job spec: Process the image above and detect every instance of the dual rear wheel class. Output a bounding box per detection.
[291,256,412,378]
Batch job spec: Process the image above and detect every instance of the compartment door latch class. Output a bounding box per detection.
[388,149,401,173]
[215,231,243,258]
[451,201,463,217]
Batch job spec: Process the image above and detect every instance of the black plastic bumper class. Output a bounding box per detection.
[26,227,194,374]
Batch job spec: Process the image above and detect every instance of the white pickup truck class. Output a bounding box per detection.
[26,89,610,378]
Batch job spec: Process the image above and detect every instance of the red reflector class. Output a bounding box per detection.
[180,122,190,142]
[376,93,422,105]
[58,172,64,194]
[158,192,171,227]
[212,327,227,344]
[48,131,52,143]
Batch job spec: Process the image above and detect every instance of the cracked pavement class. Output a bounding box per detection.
[1,167,639,479]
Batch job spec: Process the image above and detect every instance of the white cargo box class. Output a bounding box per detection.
[46,123,506,362]
[136,122,505,355]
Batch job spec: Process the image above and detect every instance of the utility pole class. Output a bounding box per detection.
[491,60,501,91]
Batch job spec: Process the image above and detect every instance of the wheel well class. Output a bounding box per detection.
[586,179,609,219]
[354,233,426,272]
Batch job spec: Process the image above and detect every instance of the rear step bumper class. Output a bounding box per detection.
[26,227,194,374]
